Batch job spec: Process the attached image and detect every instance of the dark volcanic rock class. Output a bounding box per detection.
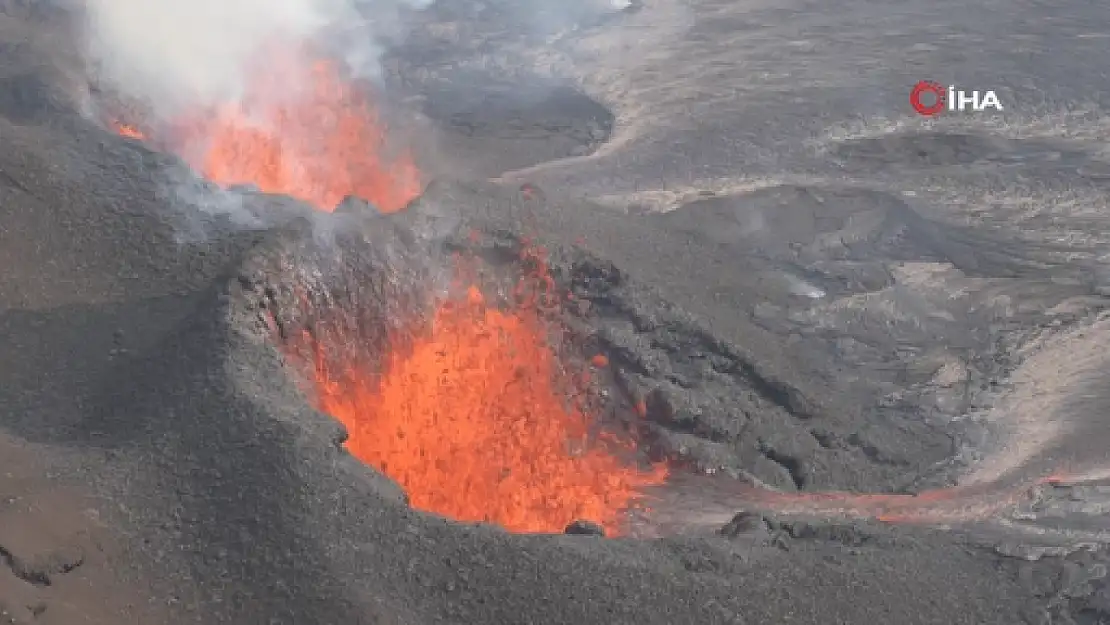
[763,517,881,548]
[719,511,766,537]
[383,11,617,179]
[334,194,383,216]
[565,520,607,537]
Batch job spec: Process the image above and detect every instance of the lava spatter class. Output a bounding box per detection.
[300,248,669,535]
[116,35,667,534]
[113,42,420,212]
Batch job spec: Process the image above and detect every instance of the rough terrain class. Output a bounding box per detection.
[3,0,1110,624]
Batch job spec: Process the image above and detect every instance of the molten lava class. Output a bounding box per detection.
[114,122,144,139]
[115,36,663,534]
[304,253,668,535]
[123,36,1061,536]
[114,44,420,212]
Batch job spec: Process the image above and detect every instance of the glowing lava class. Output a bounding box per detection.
[114,43,420,212]
[116,37,662,534]
[113,122,144,139]
[120,37,1058,536]
[302,251,668,535]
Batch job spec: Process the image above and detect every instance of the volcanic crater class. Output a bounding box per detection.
[231,196,674,536]
[7,0,1110,622]
[83,12,1105,546]
[218,177,1049,540]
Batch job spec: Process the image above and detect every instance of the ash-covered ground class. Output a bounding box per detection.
[3,0,1110,624]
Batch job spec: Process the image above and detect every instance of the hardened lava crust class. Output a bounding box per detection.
[4,2,1110,625]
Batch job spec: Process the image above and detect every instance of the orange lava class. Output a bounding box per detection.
[114,42,420,212]
[114,122,144,139]
[304,252,668,534]
[116,35,662,534]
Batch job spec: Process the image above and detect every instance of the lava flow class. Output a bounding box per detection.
[113,42,420,212]
[301,250,669,535]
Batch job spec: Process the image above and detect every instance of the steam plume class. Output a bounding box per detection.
[79,0,432,236]
[82,0,429,117]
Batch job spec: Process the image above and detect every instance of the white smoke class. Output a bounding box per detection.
[77,0,434,236]
[82,0,429,116]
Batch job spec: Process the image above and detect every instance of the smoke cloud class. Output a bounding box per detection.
[82,0,429,117]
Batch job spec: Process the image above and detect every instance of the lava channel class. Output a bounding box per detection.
[641,472,1060,534]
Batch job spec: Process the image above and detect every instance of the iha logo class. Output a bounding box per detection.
[909,80,1004,116]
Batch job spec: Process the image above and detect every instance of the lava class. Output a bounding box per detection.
[740,480,1046,524]
[113,42,420,212]
[638,471,1072,537]
[113,122,144,139]
[299,249,669,535]
[115,34,664,534]
[113,34,1059,537]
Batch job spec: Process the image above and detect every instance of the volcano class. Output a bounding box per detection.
[5,0,1110,624]
[110,41,668,535]
[104,23,1093,543]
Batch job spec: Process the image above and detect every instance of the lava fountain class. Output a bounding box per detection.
[113,41,420,212]
[119,40,669,534]
[298,248,669,534]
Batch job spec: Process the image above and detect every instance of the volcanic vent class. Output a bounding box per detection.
[110,42,668,535]
[108,41,421,213]
[237,214,669,535]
